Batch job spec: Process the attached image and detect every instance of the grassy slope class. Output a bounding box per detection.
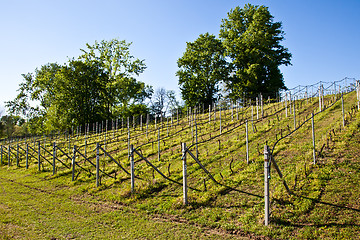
[0,91,359,239]
[0,168,246,240]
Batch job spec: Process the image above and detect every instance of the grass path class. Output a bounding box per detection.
[0,168,254,240]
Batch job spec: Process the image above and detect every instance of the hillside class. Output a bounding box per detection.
[1,82,359,239]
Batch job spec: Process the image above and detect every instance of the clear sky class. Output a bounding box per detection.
[1,0,359,113]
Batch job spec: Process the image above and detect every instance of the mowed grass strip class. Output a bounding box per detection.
[0,168,249,240]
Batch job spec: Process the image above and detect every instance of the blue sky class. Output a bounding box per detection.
[1,0,359,113]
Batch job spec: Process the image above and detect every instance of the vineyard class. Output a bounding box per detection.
[1,78,360,239]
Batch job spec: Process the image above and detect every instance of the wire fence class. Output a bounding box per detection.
[1,77,359,226]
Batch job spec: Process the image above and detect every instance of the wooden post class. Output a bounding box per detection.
[311,112,316,164]
[53,142,56,175]
[72,145,76,181]
[264,145,270,226]
[0,145,2,165]
[130,144,135,193]
[246,120,249,164]
[182,143,188,205]
[96,143,100,187]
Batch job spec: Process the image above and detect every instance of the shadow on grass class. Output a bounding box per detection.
[273,217,360,228]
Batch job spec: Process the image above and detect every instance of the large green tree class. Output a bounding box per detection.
[79,39,152,115]
[176,33,228,107]
[6,39,153,133]
[219,4,292,100]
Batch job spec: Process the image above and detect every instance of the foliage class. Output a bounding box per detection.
[79,39,146,78]
[177,33,228,108]
[0,115,26,138]
[219,4,292,100]
[6,39,153,133]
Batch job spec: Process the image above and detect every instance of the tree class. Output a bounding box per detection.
[0,115,25,138]
[150,88,167,117]
[219,4,292,100]
[79,39,146,78]
[176,33,228,108]
[79,39,152,116]
[6,39,153,133]
[45,60,110,130]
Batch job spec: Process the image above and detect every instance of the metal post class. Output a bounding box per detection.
[26,144,29,169]
[356,80,359,99]
[127,120,130,157]
[96,143,100,187]
[8,145,11,166]
[209,105,211,124]
[146,114,149,137]
[195,121,198,160]
[0,145,2,165]
[261,94,264,118]
[16,144,19,167]
[182,142,188,205]
[311,113,316,164]
[53,142,56,175]
[219,107,222,134]
[264,145,270,226]
[38,141,41,171]
[285,92,288,117]
[158,128,160,161]
[293,100,296,130]
[84,131,87,157]
[130,144,135,193]
[72,145,76,181]
[246,120,249,164]
[140,115,143,131]
[256,97,259,120]
[319,85,322,112]
[341,92,345,127]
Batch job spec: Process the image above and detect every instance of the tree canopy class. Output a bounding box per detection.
[219,4,292,100]
[6,39,153,133]
[176,33,228,107]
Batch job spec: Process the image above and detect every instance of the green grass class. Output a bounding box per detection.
[1,91,360,239]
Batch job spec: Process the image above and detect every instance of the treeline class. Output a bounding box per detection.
[2,4,291,138]
[177,4,291,107]
[3,39,180,136]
